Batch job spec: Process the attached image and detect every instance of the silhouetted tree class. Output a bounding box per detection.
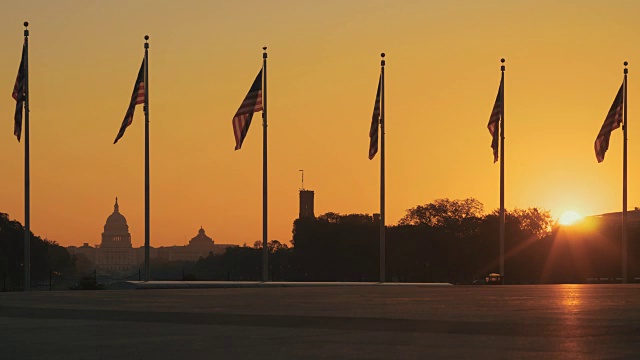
[0,212,75,290]
[292,213,377,281]
[399,198,483,227]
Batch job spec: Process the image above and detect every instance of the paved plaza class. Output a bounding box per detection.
[1,284,639,359]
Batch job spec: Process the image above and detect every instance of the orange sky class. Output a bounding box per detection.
[1,1,640,248]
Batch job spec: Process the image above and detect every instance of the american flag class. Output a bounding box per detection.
[232,69,263,150]
[114,59,146,144]
[487,78,503,163]
[12,43,26,142]
[369,74,381,160]
[595,82,624,163]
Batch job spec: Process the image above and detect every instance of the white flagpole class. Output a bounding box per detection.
[23,21,31,292]
[499,58,505,284]
[622,61,628,284]
[380,53,386,283]
[262,47,269,282]
[144,35,151,282]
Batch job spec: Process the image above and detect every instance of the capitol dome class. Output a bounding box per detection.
[188,227,215,249]
[101,197,132,248]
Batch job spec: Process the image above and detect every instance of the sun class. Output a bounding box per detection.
[559,211,583,226]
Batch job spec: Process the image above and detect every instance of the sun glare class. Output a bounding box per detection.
[559,211,583,226]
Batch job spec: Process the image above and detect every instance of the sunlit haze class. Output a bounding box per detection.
[1,1,640,247]
[558,210,583,226]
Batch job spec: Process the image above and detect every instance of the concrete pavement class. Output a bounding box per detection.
[1,284,639,359]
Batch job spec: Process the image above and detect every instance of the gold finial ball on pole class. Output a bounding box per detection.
[624,61,628,67]
[501,58,505,63]
[381,53,385,58]
[145,35,149,41]
[24,21,29,28]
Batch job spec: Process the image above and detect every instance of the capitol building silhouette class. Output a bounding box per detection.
[67,198,235,276]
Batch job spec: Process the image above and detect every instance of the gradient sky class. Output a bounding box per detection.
[1,0,640,248]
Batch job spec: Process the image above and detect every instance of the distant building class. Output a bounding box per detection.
[95,198,137,272]
[299,190,315,218]
[156,227,234,261]
[67,198,236,276]
[591,210,640,225]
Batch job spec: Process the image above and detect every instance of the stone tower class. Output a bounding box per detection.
[299,190,315,219]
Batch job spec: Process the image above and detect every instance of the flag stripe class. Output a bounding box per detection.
[594,82,624,163]
[232,69,263,150]
[487,78,503,163]
[369,74,381,160]
[114,59,146,144]
[135,82,146,104]
[12,42,26,142]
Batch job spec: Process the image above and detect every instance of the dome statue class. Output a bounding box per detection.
[101,197,132,248]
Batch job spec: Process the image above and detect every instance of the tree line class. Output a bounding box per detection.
[161,198,640,284]
[2,198,638,289]
[0,212,76,290]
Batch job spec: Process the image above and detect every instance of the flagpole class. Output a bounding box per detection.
[144,35,150,282]
[499,58,505,284]
[622,61,628,284]
[23,21,30,292]
[262,46,268,282]
[380,53,386,283]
